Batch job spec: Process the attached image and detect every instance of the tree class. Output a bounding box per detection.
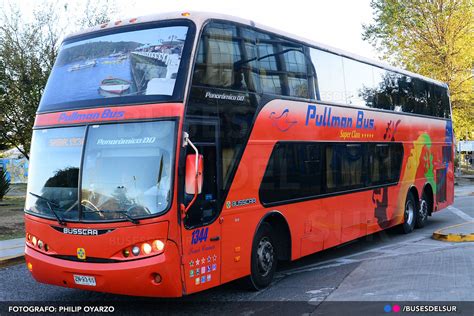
[0,168,10,200]
[362,0,474,140]
[0,1,119,159]
[0,4,55,159]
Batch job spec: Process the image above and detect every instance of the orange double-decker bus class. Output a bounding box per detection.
[24,12,454,297]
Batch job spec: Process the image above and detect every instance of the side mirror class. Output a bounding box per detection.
[185,154,203,195]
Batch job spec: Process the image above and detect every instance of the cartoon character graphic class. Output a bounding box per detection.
[396,133,435,215]
[269,108,297,132]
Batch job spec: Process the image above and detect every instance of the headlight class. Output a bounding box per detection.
[152,240,164,252]
[142,243,152,255]
[132,246,140,256]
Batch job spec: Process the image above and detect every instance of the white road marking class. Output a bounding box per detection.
[448,206,474,221]
[306,288,334,305]
[276,206,473,278]
[306,288,334,295]
[278,233,473,277]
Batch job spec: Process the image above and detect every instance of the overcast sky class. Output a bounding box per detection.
[4,0,379,61]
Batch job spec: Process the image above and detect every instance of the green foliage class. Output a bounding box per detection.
[0,1,121,159]
[0,168,10,200]
[363,0,474,140]
[0,5,55,159]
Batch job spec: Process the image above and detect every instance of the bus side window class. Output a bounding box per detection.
[255,36,310,99]
[369,143,403,186]
[192,22,257,92]
[310,49,346,104]
[260,143,322,204]
[326,144,364,191]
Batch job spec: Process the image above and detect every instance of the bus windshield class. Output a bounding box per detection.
[39,23,190,112]
[25,120,176,222]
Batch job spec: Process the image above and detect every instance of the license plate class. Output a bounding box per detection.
[73,274,96,286]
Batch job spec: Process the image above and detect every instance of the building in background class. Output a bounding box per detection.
[457,141,474,169]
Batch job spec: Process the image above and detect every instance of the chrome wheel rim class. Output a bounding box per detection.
[405,200,414,225]
[419,199,428,222]
[257,237,274,277]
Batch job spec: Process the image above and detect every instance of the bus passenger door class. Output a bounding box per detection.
[180,120,222,294]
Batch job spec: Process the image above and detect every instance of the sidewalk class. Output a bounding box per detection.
[454,184,474,197]
[0,238,25,266]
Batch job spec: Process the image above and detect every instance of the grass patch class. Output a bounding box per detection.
[0,228,25,241]
[0,187,26,241]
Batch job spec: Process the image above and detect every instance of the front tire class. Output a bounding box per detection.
[247,223,277,290]
[401,191,416,234]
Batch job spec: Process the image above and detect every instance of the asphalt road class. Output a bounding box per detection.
[1,185,473,315]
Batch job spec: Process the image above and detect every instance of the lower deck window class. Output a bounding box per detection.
[260,141,403,205]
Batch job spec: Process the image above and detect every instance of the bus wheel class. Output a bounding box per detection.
[401,191,416,234]
[415,191,429,228]
[248,223,277,290]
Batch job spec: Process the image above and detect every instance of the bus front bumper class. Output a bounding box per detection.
[25,241,183,297]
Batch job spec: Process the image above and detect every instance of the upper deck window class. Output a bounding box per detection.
[38,21,194,113]
[193,21,312,99]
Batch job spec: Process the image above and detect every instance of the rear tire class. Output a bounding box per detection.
[401,191,416,234]
[247,222,277,290]
[415,191,429,228]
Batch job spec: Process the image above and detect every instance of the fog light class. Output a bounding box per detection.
[142,243,152,255]
[132,246,140,256]
[152,240,164,252]
[38,240,43,249]
[32,236,37,246]
[123,249,130,258]
[152,273,162,284]
[27,262,33,272]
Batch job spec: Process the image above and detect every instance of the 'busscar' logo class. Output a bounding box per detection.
[64,228,98,236]
[51,226,115,236]
[225,198,257,209]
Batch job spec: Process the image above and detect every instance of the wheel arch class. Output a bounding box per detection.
[408,185,420,209]
[422,183,434,215]
[254,211,292,261]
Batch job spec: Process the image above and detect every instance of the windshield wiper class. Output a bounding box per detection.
[29,192,66,226]
[96,209,141,224]
[80,200,141,224]
[113,210,140,224]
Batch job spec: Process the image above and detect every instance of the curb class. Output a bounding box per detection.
[432,222,474,242]
[0,254,25,268]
